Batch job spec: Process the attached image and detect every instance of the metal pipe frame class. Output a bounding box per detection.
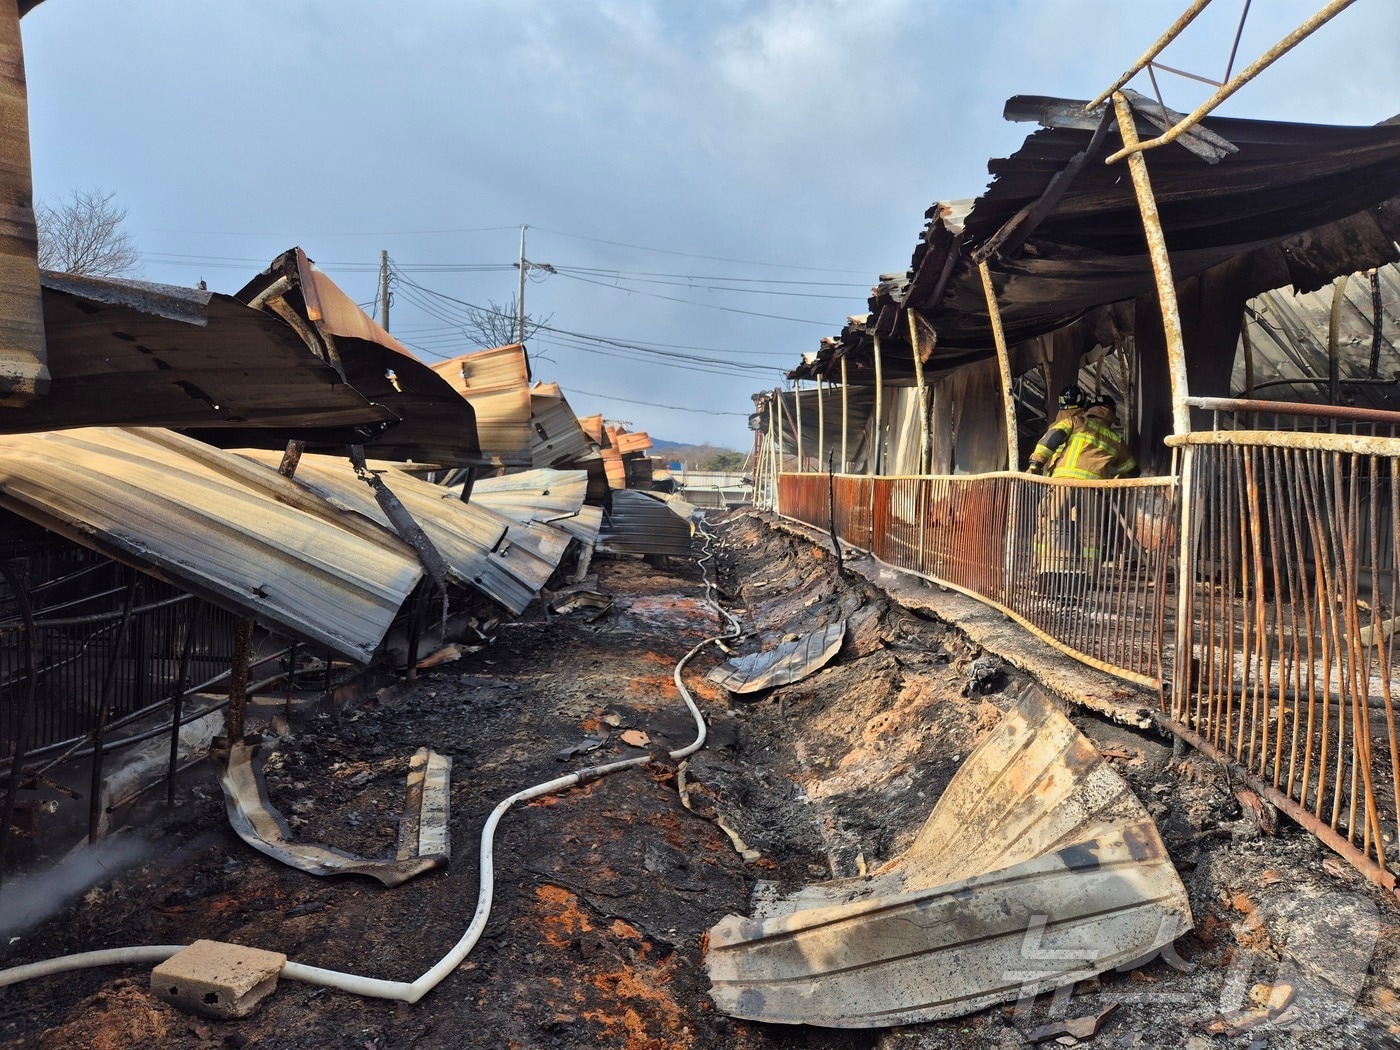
[906,310,930,475]
[1111,91,1192,437]
[978,262,1022,470]
[1085,0,1215,110]
[1101,0,1359,165]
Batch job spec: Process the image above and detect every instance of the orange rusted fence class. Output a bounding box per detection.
[777,471,1177,688]
[1169,425,1400,892]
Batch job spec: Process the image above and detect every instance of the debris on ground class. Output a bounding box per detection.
[0,512,1396,1048]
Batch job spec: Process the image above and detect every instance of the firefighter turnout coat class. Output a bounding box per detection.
[1049,406,1136,480]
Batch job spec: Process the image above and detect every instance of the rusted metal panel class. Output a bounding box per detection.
[241,451,570,614]
[236,252,484,468]
[597,490,694,557]
[1170,433,1400,891]
[778,471,1175,688]
[0,428,423,662]
[705,693,1191,1027]
[469,468,602,547]
[613,430,651,455]
[430,344,531,466]
[600,445,627,490]
[577,413,604,445]
[707,621,845,694]
[530,389,594,468]
[215,738,450,886]
[2,274,395,438]
[0,6,48,408]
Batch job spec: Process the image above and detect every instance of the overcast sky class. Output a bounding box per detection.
[18,1,1400,449]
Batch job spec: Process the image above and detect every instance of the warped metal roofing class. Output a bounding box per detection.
[530,387,595,469]
[233,250,484,467]
[430,344,532,466]
[241,451,570,614]
[470,468,603,546]
[598,489,694,557]
[4,272,396,439]
[795,95,1400,382]
[0,428,423,661]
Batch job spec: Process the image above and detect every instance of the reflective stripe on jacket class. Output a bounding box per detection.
[1028,408,1083,474]
[1050,406,1136,480]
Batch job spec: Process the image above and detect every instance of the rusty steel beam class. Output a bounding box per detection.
[840,356,849,472]
[872,335,884,476]
[1112,91,1191,437]
[1085,0,1214,110]
[1102,0,1359,164]
[978,262,1021,471]
[1186,396,1400,427]
[906,309,930,475]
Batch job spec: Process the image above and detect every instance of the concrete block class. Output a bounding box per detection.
[151,939,286,1019]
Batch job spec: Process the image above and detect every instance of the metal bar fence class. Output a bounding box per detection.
[777,471,1176,688]
[1169,431,1400,891]
[0,546,240,757]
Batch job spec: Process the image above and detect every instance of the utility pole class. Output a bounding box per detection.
[516,224,527,345]
[378,249,391,333]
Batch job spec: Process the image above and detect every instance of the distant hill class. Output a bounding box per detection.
[650,441,748,472]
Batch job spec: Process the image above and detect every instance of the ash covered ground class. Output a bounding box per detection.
[0,513,1397,1049]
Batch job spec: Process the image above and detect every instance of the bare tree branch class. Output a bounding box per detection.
[461,294,550,349]
[35,188,140,277]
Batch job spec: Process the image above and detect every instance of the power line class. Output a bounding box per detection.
[530,224,870,276]
[552,269,838,326]
[563,386,751,417]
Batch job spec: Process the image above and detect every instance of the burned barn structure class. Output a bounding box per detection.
[754,79,1400,892]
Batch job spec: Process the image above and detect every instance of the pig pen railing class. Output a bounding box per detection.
[1169,403,1400,892]
[776,472,1177,689]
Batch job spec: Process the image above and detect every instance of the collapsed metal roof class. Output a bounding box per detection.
[233,250,485,467]
[795,94,1400,383]
[530,385,596,469]
[239,451,575,615]
[0,272,397,440]
[430,344,533,467]
[598,489,694,557]
[469,468,603,547]
[0,428,423,662]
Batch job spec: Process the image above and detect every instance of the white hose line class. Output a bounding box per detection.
[0,518,742,1003]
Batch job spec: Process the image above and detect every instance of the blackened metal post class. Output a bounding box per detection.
[165,618,198,806]
[226,616,255,741]
[0,561,37,887]
[89,573,139,844]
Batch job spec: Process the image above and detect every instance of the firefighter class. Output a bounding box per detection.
[1026,385,1086,476]
[1050,393,1136,481]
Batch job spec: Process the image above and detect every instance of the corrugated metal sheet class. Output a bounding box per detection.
[578,413,604,445]
[242,451,568,614]
[707,621,846,693]
[598,489,694,557]
[470,468,602,546]
[7,273,395,439]
[705,693,1191,1027]
[0,428,423,661]
[235,251,484,467]
[1232,262,1400,411]
[600,445,627,490]
[531,389,595,468]
[613,430,652,455]
[430,344,532,466]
